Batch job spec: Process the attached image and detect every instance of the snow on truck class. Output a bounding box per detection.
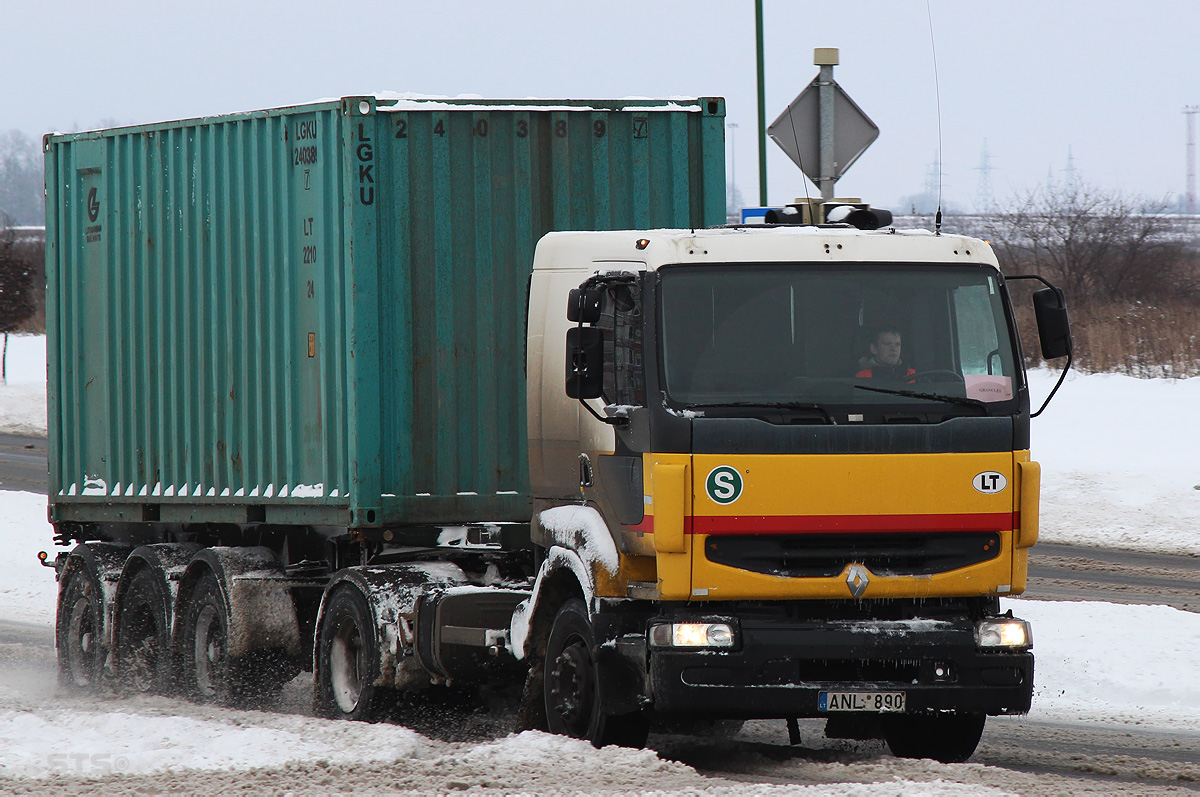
[42,96,1070,763]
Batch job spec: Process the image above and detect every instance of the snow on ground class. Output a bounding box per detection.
[1028,368,1200,556]
[0,491,56,625]
[0,335,46,437]
[1006,597,1200,731]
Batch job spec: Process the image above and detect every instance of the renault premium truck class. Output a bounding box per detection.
[42,95,1069,764]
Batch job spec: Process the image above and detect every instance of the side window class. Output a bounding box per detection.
[597,283,645,406]
[953,282,1005,376]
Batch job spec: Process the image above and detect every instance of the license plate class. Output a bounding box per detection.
[818,691,906,712]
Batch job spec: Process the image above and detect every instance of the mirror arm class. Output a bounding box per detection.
[1030,349,1071,418]
[578,396,626,426]
[1007,274,1073,418]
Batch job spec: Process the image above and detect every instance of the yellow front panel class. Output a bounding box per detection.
[689,452,1017,601]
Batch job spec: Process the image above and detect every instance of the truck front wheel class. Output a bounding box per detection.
[315,583,388,721]
[543,598,648,748]
[883,712,986,763]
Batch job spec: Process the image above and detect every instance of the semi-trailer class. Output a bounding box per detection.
[43,95,1069,762]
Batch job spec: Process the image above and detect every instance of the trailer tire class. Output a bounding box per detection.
[544,598,648,748]
[113,567,172,694]
[56,563,105,692]
[883,712,986,763]
[315,583,388,721]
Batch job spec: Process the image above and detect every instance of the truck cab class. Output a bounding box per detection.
[522,219,1069,760]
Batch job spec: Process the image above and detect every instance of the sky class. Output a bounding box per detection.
[4,1,1200,213]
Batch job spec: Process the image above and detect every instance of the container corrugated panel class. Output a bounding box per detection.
[45,96,726,529]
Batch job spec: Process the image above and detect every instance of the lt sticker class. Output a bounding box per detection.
[706,466,744,505]
[973,471,1008,494]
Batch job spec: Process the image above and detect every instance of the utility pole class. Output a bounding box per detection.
[727,122,740,221]
[1186,106,1199,215]
[755,0,767,205]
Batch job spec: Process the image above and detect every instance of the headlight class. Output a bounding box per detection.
[648,622,735,648]
[975,617,1032,650]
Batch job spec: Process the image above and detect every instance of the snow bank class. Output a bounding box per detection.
[0,335,45,436]
[0,706,435,779]
[1008,597,1200,731]
[0,491,58,626]
[1028,368,1200,554]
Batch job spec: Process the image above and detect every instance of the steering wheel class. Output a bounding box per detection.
[911,370,964,384]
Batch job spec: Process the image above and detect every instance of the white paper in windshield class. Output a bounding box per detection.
[965,375,1014,402]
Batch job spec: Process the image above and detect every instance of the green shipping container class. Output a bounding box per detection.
[45,96,726,529]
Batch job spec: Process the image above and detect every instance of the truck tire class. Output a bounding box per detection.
[56,563,104,692]
[180,570,239,703]
[882,712,986,763]
[113,567,172,694]
[543,598,648,748]
[315,582,388,721]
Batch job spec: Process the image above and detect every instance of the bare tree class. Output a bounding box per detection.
[983,182,1198,305]
[0,216,37,382]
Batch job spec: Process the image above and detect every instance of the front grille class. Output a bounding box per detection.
[704,532,1001,578]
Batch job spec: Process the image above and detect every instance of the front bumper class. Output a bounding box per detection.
[595,606,1033,719]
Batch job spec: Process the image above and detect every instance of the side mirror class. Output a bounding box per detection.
[1032,287,1071,359]
[566,326,604,399]
[567,286,603,324]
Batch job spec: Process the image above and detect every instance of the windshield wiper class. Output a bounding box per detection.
[853,384,989,413]
[687,401,836,425]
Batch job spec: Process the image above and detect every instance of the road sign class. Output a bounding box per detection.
[768,77,878,185]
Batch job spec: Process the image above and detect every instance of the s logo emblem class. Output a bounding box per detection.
[705,466,743,505]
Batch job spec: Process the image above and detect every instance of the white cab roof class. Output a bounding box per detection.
[532,226,1000,273]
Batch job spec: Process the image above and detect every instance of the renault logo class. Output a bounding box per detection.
[846,564,870,598]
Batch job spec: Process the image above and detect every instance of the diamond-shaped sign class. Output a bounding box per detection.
[768,77,879,184]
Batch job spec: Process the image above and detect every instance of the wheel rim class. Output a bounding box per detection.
[66,593,97,687]
[329,615,365,714]
[194,604,226,698]
[122,599,159,692]
[548,633,595,737]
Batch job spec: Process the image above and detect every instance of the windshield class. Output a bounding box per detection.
[658,263,1020,412]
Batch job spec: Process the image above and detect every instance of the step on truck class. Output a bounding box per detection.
[43,95,1070,763]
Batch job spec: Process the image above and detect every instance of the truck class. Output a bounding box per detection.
[42,95,1070,764]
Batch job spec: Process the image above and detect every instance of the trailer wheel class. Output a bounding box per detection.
[114,567,172,694]
[315,583,387,721]
[543,598,648,748]
[56,564,104,691]
[883,712,986,763]
[180,571,237,702]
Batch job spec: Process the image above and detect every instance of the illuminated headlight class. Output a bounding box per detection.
[649,622,735,648]
[975,618,1033,650]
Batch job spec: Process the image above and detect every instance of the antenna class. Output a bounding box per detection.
[926,0,943,234]
[1185,106,1199,215]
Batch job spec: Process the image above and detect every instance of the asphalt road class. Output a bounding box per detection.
[0,433,46,494]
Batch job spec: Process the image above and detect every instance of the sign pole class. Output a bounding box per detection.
[756,0,768,206]
[815,48,839,200]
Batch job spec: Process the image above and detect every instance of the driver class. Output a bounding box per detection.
[856,328,916,381]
